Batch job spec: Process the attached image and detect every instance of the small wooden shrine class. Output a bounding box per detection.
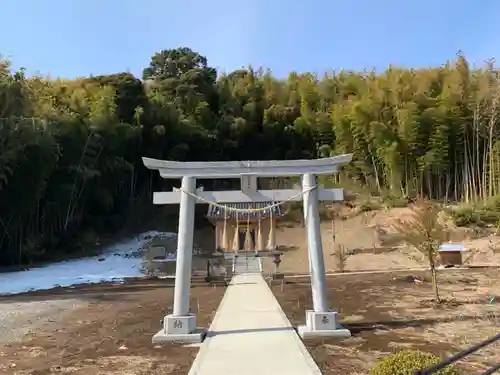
[206,202,285,253]
[438,243,468,266]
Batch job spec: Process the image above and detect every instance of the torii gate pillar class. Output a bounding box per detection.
[298,173,351,339]
[152,176,204,344]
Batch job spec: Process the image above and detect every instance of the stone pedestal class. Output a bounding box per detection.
[297,310,351,339]
[152,314,205,344]
[209,260,222,277]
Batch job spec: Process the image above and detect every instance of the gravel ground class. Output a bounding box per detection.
[0,280,224,375]
[0,299,88,344]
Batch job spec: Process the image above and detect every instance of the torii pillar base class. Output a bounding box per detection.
[297,310,351,340]
[152,314,205,344]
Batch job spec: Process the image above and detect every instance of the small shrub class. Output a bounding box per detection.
[333,244,349,272]
[449,206,500,227]
[369,350,460,375]
[392,201,446,302]
[359,199,382,212]
[382,194,411,208]
[281,202,304,222]
[449,196,500,227]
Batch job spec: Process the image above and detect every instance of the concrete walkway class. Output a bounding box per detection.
[188,273,322,375]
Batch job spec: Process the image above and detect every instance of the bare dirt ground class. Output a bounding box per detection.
[272,206,500,275]
[0,279,224,375]
[274,220,423,274]
[268,207,500,374]
[273,269,500,375]
[3,206,500,374]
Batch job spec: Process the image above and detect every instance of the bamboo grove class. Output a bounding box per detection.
[0,48,499,265]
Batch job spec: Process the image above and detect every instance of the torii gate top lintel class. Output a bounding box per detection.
[142,154,353,179]
[142,154,353,205]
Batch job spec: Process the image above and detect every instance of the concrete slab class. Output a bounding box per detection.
[188,274,322,375]
[152,329,205,344]
[297,324,351,339]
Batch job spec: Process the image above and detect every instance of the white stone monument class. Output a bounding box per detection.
[142,155,353,343]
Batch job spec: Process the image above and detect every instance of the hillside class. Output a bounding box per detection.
[2,48,500,266]
[273,204,500,275]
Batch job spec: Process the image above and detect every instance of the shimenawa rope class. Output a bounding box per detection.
[179,185,317,213]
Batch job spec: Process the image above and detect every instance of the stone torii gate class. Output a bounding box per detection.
[142,155,353,343]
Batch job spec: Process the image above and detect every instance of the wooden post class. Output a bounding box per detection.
[267,218,277,250]
[256,219,264,251]
[215,223,221,251]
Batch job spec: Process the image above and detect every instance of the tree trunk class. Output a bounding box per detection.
[430,265,441,303]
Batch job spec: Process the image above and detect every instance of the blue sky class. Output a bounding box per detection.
[1,0,499,79]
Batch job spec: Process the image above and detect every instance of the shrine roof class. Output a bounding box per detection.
[207,202,285,220]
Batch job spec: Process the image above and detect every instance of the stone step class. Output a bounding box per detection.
[233,257,261,275]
